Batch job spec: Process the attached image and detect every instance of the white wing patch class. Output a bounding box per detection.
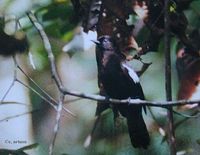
[122,63,140,83]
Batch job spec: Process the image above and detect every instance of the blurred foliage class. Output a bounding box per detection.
[0,0,200,155]
[0,143,38,155]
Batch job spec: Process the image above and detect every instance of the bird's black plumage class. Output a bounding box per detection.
[95,35,150,149]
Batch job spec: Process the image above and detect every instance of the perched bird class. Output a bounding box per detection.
[94,35,150,149]
[176,48,200,110]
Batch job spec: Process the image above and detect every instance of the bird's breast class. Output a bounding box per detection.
[100,69,135,99]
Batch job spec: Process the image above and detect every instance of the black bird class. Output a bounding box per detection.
[94,35,150,149]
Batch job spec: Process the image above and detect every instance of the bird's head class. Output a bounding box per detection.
[93,35,124,68]
[92,35,116,51]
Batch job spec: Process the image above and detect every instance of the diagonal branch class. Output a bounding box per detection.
[27,11,69,155]
[0,56,18,102]
[0,108,41,123]
[16,79,57,110]
[27,11,63,90]
[61,88,200,107]
[17,65,75,116]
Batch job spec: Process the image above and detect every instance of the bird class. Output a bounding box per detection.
[176,47,200,110]
[93,35,150,149]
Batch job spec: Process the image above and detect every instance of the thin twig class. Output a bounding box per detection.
[0,79,16,102]
[174,110,199,129]
[172,110,200,118]
[49,94,64,155]
[0,56,18,102]
[17,65,58,103]
[0,101,29,106]
[0,108,40,123]
[84,115,101,148]
[16,79,57,110]
[164,0,176,154]
[17,65,75,116]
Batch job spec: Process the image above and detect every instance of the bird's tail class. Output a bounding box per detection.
[126,106,150,149]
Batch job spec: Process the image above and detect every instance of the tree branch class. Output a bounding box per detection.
[164,0,176,154]
[0,108,41,123]
[17,65,75,116]
[26,11,63,91]
[0,56,17,102]
[16,79,57,110]
[49,94,64,155]
[27,11,68,155]
[61,88,200,107]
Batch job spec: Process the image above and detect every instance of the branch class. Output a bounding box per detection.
[0,108,40,123]
[16,79,57,110]
[49,94,64,154]
[174,110,200,128]
[26,11,63,91]
[0,56,17,102]
[61,88,200,107]
[27,11,67,155]
[17,65,75,116]
[164,0,176,154]
[84,115,101,148]
[0,101,29,106]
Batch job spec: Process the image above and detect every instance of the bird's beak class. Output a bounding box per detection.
[91,40,100,45]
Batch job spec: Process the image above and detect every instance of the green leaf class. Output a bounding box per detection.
[17,143,39,151]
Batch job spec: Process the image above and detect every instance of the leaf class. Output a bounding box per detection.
[17,143,39,151]
[0,149,28,155]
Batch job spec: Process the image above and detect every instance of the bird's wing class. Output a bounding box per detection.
[121,62,146,113]
[121,63,140,83]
